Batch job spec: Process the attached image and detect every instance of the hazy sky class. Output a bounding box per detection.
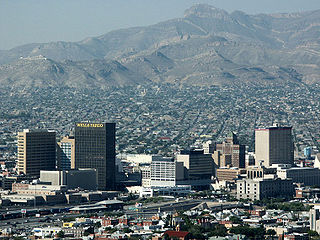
[1,0,320,50]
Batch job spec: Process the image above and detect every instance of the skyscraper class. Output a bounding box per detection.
[17,129,56,177]
[215,132,245,168]
[57,136,75,170]
[75,122,115,190]
[255,124,294,167]
[176,149,213,189]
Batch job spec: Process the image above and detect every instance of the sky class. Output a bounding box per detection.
[1,0,320,50]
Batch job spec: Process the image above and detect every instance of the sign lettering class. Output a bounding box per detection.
[76,123,104,128]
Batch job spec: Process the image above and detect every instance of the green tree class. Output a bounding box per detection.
[123,227,133,233]
[56,230,65,238]
[229,216,242,224]
[208,224,228,237]
[266,229,276,236]
[230,225,265,239]
[308,230,319,239]
[94,221,102,228]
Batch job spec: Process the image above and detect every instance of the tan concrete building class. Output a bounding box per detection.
[216,168,246,182]
[57,136,75,170]
[214,132,245,168]
[255,124,294,167]
[17,129,56,177]
[12,183,67,195]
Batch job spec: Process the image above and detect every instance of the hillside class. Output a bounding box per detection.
[0,4,320,88]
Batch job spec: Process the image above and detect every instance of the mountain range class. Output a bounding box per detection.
[1,4,320,88]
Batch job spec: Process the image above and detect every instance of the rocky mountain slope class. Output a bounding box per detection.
[0,4,320,88]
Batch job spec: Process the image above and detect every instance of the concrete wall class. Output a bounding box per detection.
[40,169,97,190]
[66,169,97,190]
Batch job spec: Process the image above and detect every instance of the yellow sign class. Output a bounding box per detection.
[63,222,74,228]
[76,123,104,128]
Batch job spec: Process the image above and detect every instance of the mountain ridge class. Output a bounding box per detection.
[1,4,320,88]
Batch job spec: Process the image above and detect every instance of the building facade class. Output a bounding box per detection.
[310,206,320,234]
[40,169,97,190]
[176,149,213,189]
[277,166,320,186]
[75,122,115,190]
[255,124,294,167]
[236,177,294,201]
[57,136,75,170]
[17,129,56,177]
[216,168,246,182]
[141,165,151,188]
[215,132,245,168]
[150,157,184,188]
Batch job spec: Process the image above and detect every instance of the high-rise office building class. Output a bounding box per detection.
[255,124,294,167]
[176,149,213,189]
[215,132,245,168]
[17,129,56,177]
[150,157,184,188]
[75,122,115,190]
[57,136,75,170]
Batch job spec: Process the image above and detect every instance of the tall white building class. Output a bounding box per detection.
[150,157,184,187]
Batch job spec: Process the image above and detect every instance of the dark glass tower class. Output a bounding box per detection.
[75,123,115,190]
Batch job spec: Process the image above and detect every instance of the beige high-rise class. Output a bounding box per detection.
[17,129,56,177]
[215,132,245,168]
[255,124,294,167]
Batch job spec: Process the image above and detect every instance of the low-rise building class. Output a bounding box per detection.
[1,194,45,205]
[33,227,61,238]
[236,177,294,200]
[12,183,67,195]
[216,168,246,182]
[40,169,97,190]
[295,187,320,199]
[310,205,320,234]
[277,166,320,186]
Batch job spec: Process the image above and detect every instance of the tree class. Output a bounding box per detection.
[129,236,141,240]
[123,227,133,233]
[84,226,94,236]
[94,221,101,228]
[266,229,276,236]
[163,233,170,240]
[229,216,242,224]
[230,225,265,239]
[208,225,228,237]
[309,230,319,238]
[56,230,65,238]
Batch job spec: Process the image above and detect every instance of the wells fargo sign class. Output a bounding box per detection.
[76,123,104,128]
